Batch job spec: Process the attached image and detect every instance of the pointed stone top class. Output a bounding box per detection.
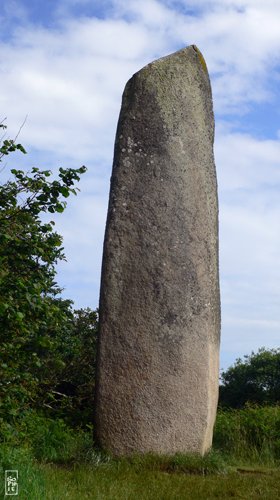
[137,44,209,77]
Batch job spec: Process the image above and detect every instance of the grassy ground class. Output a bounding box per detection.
[2,456,280,499]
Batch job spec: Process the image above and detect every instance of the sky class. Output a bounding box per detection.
[1,0,280,371]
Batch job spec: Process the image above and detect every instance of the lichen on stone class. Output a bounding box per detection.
[192,45,208,74]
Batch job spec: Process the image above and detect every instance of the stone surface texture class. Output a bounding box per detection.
[94,45,220,456]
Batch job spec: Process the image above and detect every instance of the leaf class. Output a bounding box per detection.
[0,303,9,314]
[16,312,24,321]
[16,144,27,154]
[60,186,70,198]
[55,203,65,213]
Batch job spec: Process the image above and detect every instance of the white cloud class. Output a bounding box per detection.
[216,133,280,191]
[214,129,280,366]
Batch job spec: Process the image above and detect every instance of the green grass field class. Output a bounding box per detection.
[2,454,280,499]
[30,464,280,500]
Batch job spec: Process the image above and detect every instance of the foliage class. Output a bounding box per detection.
[213,404,280,465]
[219,348,280,408]
[0,409,92,464]
[40,307,98,428]
[0,120,87,422]
[22,412,86,463]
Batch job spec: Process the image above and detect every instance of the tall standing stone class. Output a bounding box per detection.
[94,45,220,456]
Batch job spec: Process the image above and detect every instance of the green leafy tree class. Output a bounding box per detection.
[0,121,87,421]
[41,307,98,428]
[219,348,280,408]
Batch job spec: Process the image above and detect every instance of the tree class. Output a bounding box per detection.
[0,121,87,421]
[41,307,98,428]
[219,348,280,408]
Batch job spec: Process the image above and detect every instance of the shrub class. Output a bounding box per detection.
[214,404,280,464]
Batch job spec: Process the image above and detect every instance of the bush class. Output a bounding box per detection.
[41,308,98,428]
[0,410,92,466]
[213,405,280,464]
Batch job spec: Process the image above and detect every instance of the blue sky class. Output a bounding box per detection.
[1,0,280,371]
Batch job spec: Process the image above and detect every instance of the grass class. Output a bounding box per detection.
[1,452,280,499]
[1,406,280,499]
[214,405,280,466]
